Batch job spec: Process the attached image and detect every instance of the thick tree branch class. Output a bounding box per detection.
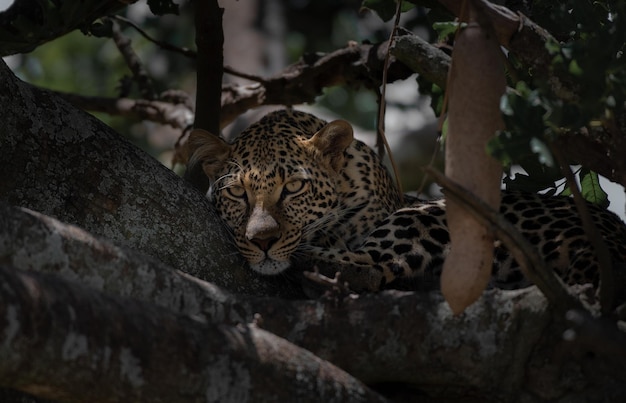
[0,265,387,403]
[0,203,251,322]
[392,29,451,90]
[219,39,413,128]
[3,201,626,400]
[553,127,626,187]
[0,0,130,56]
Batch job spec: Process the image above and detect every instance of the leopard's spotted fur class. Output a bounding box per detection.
[190,109,626,291]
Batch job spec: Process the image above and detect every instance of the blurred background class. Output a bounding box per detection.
[2,0,624,218]
[2,0,442,195]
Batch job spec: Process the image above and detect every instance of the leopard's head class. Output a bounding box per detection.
[188,110,353,275]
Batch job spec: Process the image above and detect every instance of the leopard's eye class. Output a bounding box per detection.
[282,179,308,197]
[225,185,246,199]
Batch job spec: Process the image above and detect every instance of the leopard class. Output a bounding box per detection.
[188,109,626,293]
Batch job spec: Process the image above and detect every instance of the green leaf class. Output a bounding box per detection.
[560,186,572,197]
[568,59,583,76]
[432,21,459,41]
[361,0,414,22]
[579,168,609,208]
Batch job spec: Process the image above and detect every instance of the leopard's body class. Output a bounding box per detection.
[190,109,626,291]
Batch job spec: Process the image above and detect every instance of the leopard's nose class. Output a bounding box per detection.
[246,205,281,252]
[250,235,280,252]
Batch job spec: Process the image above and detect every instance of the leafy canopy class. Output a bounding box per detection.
[364,0,625,206]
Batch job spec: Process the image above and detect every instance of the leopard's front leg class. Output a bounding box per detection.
[301,205,451,291]
[298,245,384,291]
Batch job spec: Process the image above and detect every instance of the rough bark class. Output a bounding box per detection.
[0,59,299,298]
[0,203,246,322]
[3,202,626,401]
[0,0,128,56]
[391,30,451,90]
[0,265,386,403]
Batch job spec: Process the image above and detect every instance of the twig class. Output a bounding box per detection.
[551,146,616,315]
[376,0,405,201]
[425,167,582,313]
[223,65,267,83]
[46,40,413,135]
[112,15,197,59]
[302,267,354,296]
[110,15,268,84]
[54,91,194,129]
[109,18,157,100]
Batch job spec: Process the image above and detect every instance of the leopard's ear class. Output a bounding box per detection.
[306,120,354,171]
[187,129,231,181]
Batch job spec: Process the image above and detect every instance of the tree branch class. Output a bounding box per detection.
[553,127,626,187]
[4,200,626,400]
[552,146,617,315]
[391,29,451,90]
[112,15,198,59]
[0,265,387,403]
[185,0,225,190]
[218,38,414,127]
[109,18,157,100]
[0,0,128,56]
[55,92,195,129]
[55,38,410,131]
[0,202,249,322]
[192,0,224,135]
